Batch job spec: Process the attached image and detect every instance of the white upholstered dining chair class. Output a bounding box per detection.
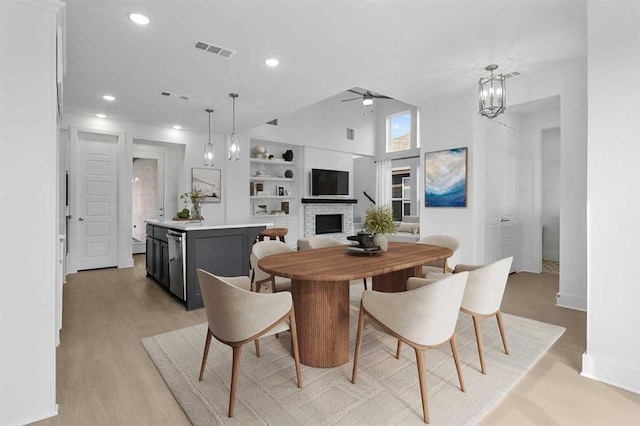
[418,235,461,275]
[351,272,469,424]
[250,240,294,293]
[196,269,302,417]
[454,256,513,374]
[299,235,369,290]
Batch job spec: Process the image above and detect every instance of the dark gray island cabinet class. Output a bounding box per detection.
[145,221,267,310]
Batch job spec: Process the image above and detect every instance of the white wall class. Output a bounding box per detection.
[62,113,241,271]
[0,1,62,424]
[247,91,377,156]
[583,0,640,394]
[416,91,478,264]
[353,157,377,224]
[541,128,561,261]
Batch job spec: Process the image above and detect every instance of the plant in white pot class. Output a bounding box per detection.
[363,205,396,252]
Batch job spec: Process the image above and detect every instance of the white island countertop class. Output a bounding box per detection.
[146,220,273,232]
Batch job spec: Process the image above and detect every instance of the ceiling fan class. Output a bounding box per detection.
[341,89,392,106]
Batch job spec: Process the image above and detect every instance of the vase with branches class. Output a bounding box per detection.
[180,189,205,220]
[364,205,396,252]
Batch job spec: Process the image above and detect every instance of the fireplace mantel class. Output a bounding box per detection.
[301,198,357,204]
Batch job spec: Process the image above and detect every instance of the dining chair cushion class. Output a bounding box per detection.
[197,270,293,343]
[459,257,513,315]
[418,235,461,270]
[362,272,468,346]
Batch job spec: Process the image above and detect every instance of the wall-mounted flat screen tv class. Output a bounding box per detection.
[311,168,349,196]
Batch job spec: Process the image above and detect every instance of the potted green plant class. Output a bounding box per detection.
[180,189,205,220]
[363,205,396,252]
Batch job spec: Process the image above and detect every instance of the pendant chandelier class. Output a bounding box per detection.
[478,64,506,119]
[203,108,214,166]
[227,93,240,161]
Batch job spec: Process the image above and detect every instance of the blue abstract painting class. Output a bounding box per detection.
[425,147,468,207]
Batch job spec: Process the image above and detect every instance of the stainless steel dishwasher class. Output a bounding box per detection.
[167,230,186,301]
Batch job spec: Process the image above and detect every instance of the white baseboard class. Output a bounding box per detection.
[13,405,58,426]
[118,258,135,268]
[556,292,587,311]
[582,352,640,394]
[519,261,541,273]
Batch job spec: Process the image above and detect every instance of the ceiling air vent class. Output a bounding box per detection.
[194,40,236,59]
[159,91,189,100]
[346,128,355,141]
[266,118,278,126]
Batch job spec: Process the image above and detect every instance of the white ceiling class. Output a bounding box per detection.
[63,0,586,134]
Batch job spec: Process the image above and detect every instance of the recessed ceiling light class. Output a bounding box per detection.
[96,113,106,119]
[172,125,182,130]
[102,95,115,101]
[265,58,279,67]
[129,13,149,25]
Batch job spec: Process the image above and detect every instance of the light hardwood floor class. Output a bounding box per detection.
[34,256,639,425]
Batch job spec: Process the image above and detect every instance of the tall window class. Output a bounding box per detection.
[391,167,411,221]
[386,111,411,153]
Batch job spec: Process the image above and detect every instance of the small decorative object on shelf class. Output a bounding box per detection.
[364,205,396,252]
[285,169,293,178]
[253,145,266,157]
[283,149,294,161]
[281,201,290,214]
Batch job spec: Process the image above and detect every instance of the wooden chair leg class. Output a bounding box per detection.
[363,277,368,290]
[472,315,487,374]
[396,340,402,359]
[228,345,243,417]
[271,276,277,293]
[415,348,430,424]
[496,311,509,355]
[450,335,465,392]
[289,309,303,388]
[442,259,448,274]
[254,339,261,357]
[351,305,366,384]
[199,329,213,381]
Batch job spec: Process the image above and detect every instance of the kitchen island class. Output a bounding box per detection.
[145,220,269,310]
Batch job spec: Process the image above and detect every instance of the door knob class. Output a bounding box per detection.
[78,217,85,221]
[500,217,510,223]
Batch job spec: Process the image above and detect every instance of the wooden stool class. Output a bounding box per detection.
[258,227,288,243]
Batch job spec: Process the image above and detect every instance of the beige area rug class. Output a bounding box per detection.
[142,287,564,425]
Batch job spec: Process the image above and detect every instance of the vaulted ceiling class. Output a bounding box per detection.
[63,0,586,133]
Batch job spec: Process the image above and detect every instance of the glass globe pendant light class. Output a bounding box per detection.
[227,93,240,161]
[204,108,214,166]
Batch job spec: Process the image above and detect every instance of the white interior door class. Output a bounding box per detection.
[486,122,518,271]
[76,132,119,270]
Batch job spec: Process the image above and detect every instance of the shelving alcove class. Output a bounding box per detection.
[249,139,302,245]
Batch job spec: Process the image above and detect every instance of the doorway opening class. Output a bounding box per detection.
[541,127,561,274]
[132,157,160,254]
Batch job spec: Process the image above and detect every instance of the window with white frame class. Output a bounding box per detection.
[386,111,411,153]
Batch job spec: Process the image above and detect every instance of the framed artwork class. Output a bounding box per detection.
[424,147,468,207]
[192,168,221,203]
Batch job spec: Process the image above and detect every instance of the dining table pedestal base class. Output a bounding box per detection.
[372,265,422,293]
[290,278,350,368]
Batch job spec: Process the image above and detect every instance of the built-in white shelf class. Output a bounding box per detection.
[250,176,296,182]
[250,214,292,218]
[250,158,298,166]
[250,195,295,200]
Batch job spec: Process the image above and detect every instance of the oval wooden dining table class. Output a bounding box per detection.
[258,242,453,368]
